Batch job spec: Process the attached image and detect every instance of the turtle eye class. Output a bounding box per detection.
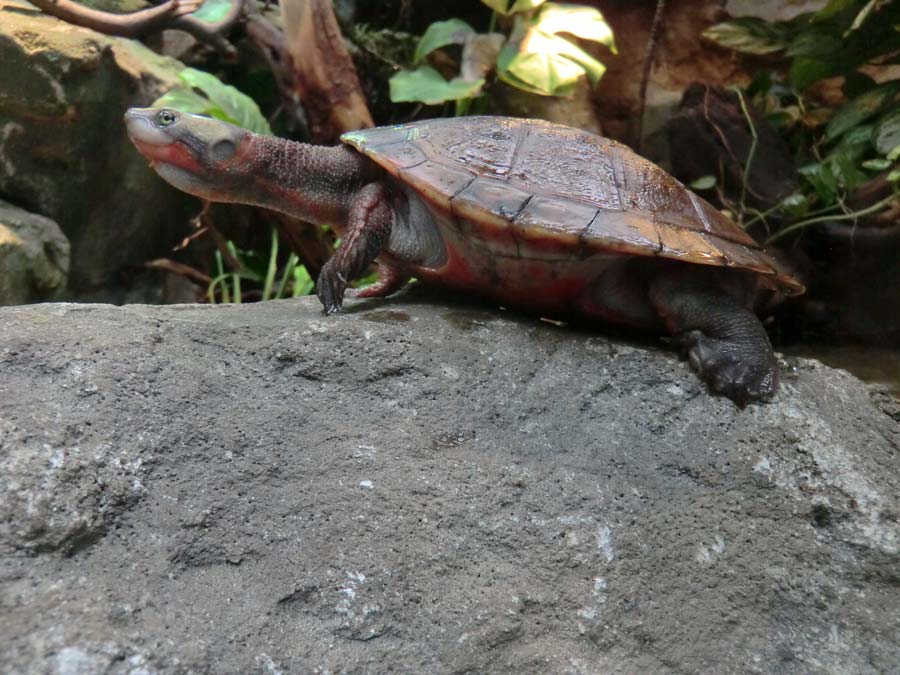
[157,110,177,127]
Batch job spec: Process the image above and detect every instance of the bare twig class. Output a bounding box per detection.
[637,0,667,153]
[145,258,212,285]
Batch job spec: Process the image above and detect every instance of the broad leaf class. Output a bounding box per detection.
[828,149,867,189]
[480,0,546,16]
[799,162,838,202]
[787,29,841,58]
[702,18,791,55]
[498,27,605,95]
[153,88,216,115]
[789,57,834,90]
[190,0,234,24]
[389,66,484,104]
[825,82,900,141]
[176,68,271,134]
[414,19,475,64]
[874,109,900,155]
[533,3,615,50]
[779,192,810,219]
[814,0,857,21]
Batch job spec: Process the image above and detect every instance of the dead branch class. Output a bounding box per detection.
[280,0,373,142]
[637,0,667,154]
[145,258,213,285]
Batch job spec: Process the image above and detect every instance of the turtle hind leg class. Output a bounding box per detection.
[649,270,779,406]
[351,264,410,299]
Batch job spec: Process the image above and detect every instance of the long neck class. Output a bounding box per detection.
[237,134,379,228]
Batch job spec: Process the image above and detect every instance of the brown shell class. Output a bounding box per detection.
[341,117,803,295]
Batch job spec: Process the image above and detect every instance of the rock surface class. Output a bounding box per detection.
[0,0,198,301]
[0,199,69,304]
[1,291,898,674]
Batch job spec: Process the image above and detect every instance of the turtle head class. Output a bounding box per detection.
[125,107,251,201]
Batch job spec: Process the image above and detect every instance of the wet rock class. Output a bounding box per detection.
[0,290,898,673]
[0,199,69,304]
[0,0,198,301]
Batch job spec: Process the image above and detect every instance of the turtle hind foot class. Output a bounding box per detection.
[680,330,778,407]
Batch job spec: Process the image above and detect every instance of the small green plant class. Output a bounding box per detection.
[699,0,900,242]
[389,0,615,112]
[208,228,315,304]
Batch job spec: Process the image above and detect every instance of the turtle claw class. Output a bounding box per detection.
[680,330,778,406]
[316,262,347,316]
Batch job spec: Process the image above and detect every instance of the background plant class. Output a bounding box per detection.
[700,0,900,242]
[388,0,616,113]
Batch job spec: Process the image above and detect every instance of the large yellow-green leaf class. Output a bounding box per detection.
[533,3,615,50]
[389,66,485,104]
[414,19,475,64]
[480,0,546,16]
[495,4,612,97]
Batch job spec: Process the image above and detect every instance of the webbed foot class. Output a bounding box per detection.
[680,330,778,406]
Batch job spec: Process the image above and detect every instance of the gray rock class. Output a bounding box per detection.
[0,0,199,301]
[0,291,898,674]
[0,199,69,304]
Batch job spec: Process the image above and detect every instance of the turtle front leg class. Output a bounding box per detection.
[649,273,779,406]
[317,182,393,314]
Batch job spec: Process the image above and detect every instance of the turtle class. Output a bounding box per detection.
[125,108,804,405]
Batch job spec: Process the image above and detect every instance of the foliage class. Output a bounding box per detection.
[208,228,315,305]
[153,68,271,135]
[701,0,900,242]
[389,0,615,109]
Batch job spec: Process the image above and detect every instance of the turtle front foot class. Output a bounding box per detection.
[680,330,778,407]
[316,262,346,315]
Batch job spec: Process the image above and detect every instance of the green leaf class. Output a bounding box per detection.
[480,0,546,16]
[825,82,900,141]
[292,264,314,297]
[702,18,791,55]
[173,68,271,134]
[779,192,810,219]
[828,123,873,163]
[789,57,833,90]
[414,19,475,63]
[799,162,838,202]
[888,144,900,161]
[533,3,615,50]
[190,0,234,24]
[862,158,892,170]
[153,88,214,115]
[389,66,484,104]
[828,149,867,189]
[888,168,900,183]
[497,29,604,95]
[814,0,857,21]
[874,109,900,155]
[689,175,716,190]
[787,29,841,58]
